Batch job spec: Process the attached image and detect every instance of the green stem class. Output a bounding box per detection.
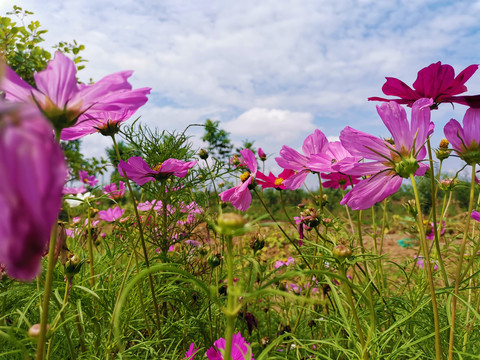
[253,188,311,270]
[410,173,442,360]
[448,164,476,360]
[427,140,449,286]
[223,236,237,360]
[86,207,95,288]
[35,225,58,360]
[317,173,324,212]
[110,134,162,330]
[339,264,367,359]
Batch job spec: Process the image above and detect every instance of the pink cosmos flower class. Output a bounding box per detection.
[472,210,480,222]
[1,52,151,132]
[98,206,125,222]
[219,149,257,211]
[444,108,480,165]
[426,221,446,240]
[206,332,254,360]
[275,129,329,189]
[321,172,360,190]
[103,181,125,199]
[369,62,480,108]
[184,343,200,360]
[63,185,87,195]
[79,170,98,187]
[275,257,295,269]
[61,109,148,140]
[415,255,439,271]
[309,141,362,174]
[336,98,433,210]
[118,156,197,186]
[256,169,295,190]
[0,101,66,280]
[258,147,267,161]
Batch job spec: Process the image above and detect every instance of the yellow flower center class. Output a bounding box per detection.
[274,178,284,186]
[153,163,163,172]
[240,171,250,182]
[439,138,449,149]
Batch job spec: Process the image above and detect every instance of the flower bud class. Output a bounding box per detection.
[436,140,452,161]
[207,254,222,269]
[332,244,352,259]
[404,199,418,218]
[258,148,267,161]
[199,148,209,160]
[217,213,246,235]
[28,323,49,338]
[65,253,83,279]
[251,236,265,253]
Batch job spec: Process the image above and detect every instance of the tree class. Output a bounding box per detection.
[202,119,233,160]
[0,6,86,86]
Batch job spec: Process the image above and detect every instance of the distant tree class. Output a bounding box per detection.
[202,119,233,160]
[235,139,256,154]
[0,6,86,86]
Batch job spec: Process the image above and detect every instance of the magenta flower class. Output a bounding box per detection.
[426,221,446,240]
[369,62,480,108]
[0,101,66,280]
[61,109,148,140]
[309,141,362,174]
[98,206,125,222]
[184,343,200,360]
[206,332,254,360]
[321,172,360,190]
[275,129,329,189]
[118,156,197,186]
[275,257,295,269]
[103,181,125,199]
[336,98,433,210]
[79,170,98,187]
[472,210,480,222]
[219,149,257,211]
[1,51,151,132]
[415,255,439,271]
[444,108,480,165]
[256,169,295,190]
[257,147,267,161]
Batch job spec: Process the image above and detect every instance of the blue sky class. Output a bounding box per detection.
[2,0,480,176]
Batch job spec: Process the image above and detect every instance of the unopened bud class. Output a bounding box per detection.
[28,323,49,338]
[65,254,83,278]
[332,245,352,259]
[199,148,209,160]
[207,254,222,269]
[217,213,246,235]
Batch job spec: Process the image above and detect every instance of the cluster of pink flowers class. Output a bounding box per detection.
[219,61,480,213]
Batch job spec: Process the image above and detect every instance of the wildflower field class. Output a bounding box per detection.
[4,7,480,360]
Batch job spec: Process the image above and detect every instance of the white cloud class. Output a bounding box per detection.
[3,0,480,177]
[224,108,315,143]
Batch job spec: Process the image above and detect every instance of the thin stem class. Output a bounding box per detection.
[35,225,58,360]
[448,164,476,360]
[110,134,162,330]
[339,264,367,359]
[410,173,442,360]
[223,235,237,360]
[86,207,95,288]
[427,139,449,286]
[253,188,311,270]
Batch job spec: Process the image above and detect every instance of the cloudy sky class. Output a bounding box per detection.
[2,0,480,175]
